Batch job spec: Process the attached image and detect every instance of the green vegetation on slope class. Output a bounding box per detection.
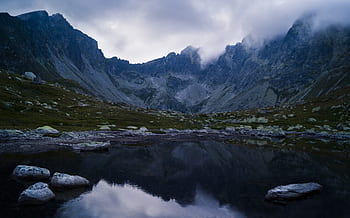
[0,70,201,131]
[193,87,350,133]
[1,69,349,134]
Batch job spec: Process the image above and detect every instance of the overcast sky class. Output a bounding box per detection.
[1,0,350,63]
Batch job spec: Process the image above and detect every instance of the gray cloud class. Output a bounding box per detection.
[1,0,350,63]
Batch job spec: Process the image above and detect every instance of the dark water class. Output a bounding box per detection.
[0,140,349,218]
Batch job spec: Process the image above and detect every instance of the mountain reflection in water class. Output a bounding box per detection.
[55,180,244,218]
[1,140,349,218]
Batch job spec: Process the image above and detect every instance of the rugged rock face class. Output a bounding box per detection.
[0,11,129,103]
[0,11,349,112]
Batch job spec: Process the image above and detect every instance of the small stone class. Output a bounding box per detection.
[312,106,321,113]
[308,118,317,122]
[24,101,33,105]
[12,165,50,180]
[265,182,322,201]
[18,182,55,205]
[139,127,148,132]
[99,125,111,130]
[50,172,89,189]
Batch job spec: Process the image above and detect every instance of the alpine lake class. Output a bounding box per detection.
[0,133,349,218]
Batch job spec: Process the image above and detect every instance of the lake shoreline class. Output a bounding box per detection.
[1,128,349,154]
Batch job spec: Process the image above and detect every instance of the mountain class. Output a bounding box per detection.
[0,11,130,102]
[0,11,349,113]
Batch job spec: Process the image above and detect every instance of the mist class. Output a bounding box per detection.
[2,0,350,63]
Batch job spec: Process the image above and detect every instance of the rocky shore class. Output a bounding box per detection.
[1,125,349,154]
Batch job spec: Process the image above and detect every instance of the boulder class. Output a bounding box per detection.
[24,72,37,81]
[35,126,60,134]
[18,182,55,205]
[12,165,50,180]
[312,106,321,113]
[50,172,89,189]
[72,141,110,151]
[265,182,322,201]
[99,125,111,130]
[308,118,317,122]
[139,126,148,132]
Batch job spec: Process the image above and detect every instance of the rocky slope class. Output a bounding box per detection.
[0,11,130,103]
[0,11,349,113]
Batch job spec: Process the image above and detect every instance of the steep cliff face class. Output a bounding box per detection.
[197,17,350,112]
[0,11,349,113]
[0,11,129,102]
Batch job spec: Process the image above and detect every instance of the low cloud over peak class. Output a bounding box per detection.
[2,0,350,63]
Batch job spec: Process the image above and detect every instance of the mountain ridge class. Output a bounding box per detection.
[0,11,349,113]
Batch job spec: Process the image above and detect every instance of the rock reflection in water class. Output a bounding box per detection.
[55,180,245,218]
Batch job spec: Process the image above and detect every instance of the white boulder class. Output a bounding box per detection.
[18,182,55,205]
[12,165,50,180]
[24,72,37,81]
[50,172,89,189]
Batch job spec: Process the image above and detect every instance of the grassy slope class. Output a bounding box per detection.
[0,70,201,131]
[194,88,350,133]
[1,69,349,134]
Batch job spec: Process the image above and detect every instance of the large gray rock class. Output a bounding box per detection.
[50,172,90,189]
[265,182,322,201]
[71,141,110,151]
[18,182,55,205]
[24,72,37,81]
[12,165,51,180]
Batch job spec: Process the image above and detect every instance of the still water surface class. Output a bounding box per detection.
[0,140,349,218]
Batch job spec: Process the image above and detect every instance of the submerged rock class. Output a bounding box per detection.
[18,182,55,205]
[72,141,110,151]
[12,165,50,180]
[265,182,322,201]
[50,172,89,189]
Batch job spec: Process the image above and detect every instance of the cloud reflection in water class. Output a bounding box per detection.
[55,180,245,218]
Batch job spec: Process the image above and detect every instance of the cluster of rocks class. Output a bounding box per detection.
[12,165,90,205]
[0,126,61,139]
[224,126,286,138]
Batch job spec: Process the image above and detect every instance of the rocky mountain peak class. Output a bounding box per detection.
[180,46,201,65]
[0,11,349,113]
[51,13,70,25]
[285,13,314,42]
[17,10,49,21]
